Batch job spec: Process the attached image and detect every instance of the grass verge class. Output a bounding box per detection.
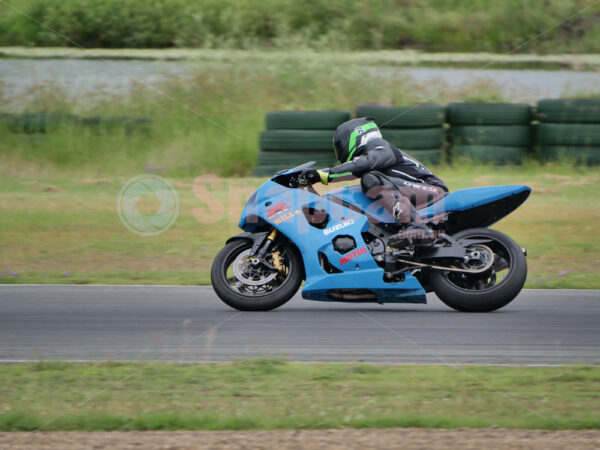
[3,47,600,70]
[0,164,599,288]
[6,54,598,179]
[0,361,599,431]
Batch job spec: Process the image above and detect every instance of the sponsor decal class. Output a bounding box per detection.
[354,125,366,135]
[401,180,437,192]
[273,209,301,225]
[339,246,367,266]
[267,202,289,218]
[323,218,355,236]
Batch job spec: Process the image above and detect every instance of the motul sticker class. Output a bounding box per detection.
[339,246,367,265]
[323,218,354,235]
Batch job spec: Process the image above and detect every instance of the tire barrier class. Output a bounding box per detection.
[535,99,600,165]
[354,105,447,166]
[450,125,531,147]
[403,149,443,165]
[253,110,351,175]
[254,100,600,175]
[381,127,446,150]
[0,113,152,135]
[258,130,334,151]
[535,123,600,146]
[447,102,532,125]
[265,111,351,130]
[355,104,446,128]
[452,146,528,164]
[448,103,532,164]
[536,99,600,123]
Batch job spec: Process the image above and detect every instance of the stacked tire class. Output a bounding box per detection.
[448,103,532,164]
[356,104,446,164]
[535,99,600,165]
[253,111,351,176]
[0,113,152,134]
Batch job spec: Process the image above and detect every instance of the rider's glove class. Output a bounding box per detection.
[317,169,330,185]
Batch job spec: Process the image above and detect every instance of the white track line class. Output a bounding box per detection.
[0,359,591,367]
[1,285,598,293]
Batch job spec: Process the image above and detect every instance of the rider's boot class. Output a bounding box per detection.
[388,201,436,248]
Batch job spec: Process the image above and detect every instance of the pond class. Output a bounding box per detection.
[2,58,599,111]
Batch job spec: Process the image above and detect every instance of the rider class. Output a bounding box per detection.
[299,117,448,245]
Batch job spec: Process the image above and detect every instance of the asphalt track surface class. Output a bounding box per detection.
[1,286,599,365]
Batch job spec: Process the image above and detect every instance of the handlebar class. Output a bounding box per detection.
[288,175,300,188]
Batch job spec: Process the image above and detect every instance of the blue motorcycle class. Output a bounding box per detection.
[211,162,530,312]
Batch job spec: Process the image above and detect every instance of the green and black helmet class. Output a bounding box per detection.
[333,117,382,164]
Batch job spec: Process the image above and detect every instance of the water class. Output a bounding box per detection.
[1,58,599,111]
[373,66,600,102]
[1,59,194,110]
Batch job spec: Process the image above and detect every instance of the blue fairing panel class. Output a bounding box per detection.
[323,184,531,223]
[419,185,531,219]
[323,185,395,223]
[239,180,426,304]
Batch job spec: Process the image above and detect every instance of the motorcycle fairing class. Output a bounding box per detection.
[239,180,427,304]
[323,184,531,228]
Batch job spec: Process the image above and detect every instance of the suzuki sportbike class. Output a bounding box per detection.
[211,162,530,312]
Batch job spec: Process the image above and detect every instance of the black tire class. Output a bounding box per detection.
[356,104,446,128]
[1,112,76,133]
[452,145,527,164]
[538,146,600,165]
[211,239,303,311]
[536,98,600,123]
[381,127,445,150]
[252,165,298,176]
[265,111,351,130]
[259,130,333,151]
[447,103,532,125]
[253,151,335,176]
[429,228,527,312]
[535,123,600,146]
[257,150,334,166]
[406,149,444,165]
[450,125,532,146]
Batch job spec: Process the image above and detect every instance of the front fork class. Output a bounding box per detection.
[249,228,279,271]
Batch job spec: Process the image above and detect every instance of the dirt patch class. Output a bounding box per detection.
[41,185,62,192]
[2,429,599,450]
[471,175,494,186]
[543,174,572,181]
[82,179,112,185]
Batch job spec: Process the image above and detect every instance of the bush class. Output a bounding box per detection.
[0,0,599,52]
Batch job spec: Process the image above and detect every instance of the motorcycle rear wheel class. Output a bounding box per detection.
[211,239,303,311]
[429,228,527,312]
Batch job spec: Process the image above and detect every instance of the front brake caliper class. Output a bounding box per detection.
[272,250,284,273]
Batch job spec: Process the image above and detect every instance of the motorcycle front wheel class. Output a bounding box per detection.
[428,228,527,312]
[211,238,303,311]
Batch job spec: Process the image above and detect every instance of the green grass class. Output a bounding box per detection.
[1,57,419,178]
[3,47,600,71]
[0,164,598,288]
[1,0,599,53]
[2,55,598,180]
[1,55,599,288]
[0,361,599,431]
